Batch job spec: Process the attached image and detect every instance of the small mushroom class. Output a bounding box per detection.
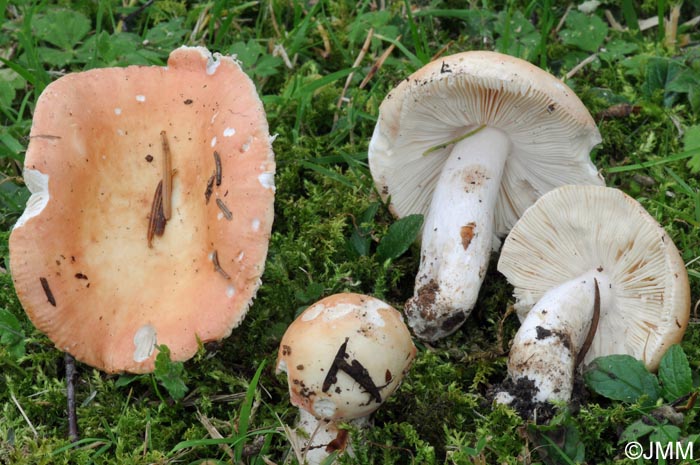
[9,46,275,373]
[496,185,690,406]
[276,293,416,464]
[368,51,603,341]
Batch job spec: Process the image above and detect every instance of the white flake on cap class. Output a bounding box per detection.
[14,170,49,230]
[133,324,157,362]
[258,172,275,191]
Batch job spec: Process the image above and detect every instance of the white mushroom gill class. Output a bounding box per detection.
[404,126,511,341]
[14,169,50,230]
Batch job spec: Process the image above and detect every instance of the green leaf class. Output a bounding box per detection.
[153,345,188,401]
[528,417,585,465]
[649,424,681,444]
[584,354,661,405]
[494,10,541,59]
[349,202,379,256]
[643,58,686,106]
[658,345,693,401]
[620,419,656,443]
[33,9,91,50]
[376,214,423,263]
[559,11,608,52]
[599,39,639,63]
[0,308,25,359]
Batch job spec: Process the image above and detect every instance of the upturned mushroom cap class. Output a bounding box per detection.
[9,46,275,373]
[368,50,603,237]
[497,185,690,370]
[276,293,416,421]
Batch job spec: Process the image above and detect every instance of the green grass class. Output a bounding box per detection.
[1,1,700,464]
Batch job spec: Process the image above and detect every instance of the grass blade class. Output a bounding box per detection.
[605,148,700,173]
[300,161,354,187]
[235,359,267,462]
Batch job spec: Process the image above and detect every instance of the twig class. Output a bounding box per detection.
[553,4,572,35]
[65,353,79,442]
[117,0,153,32]
[273,44,294,69]
[604,10,625,32]
[665,4,681,50]
[576,279,600,367]
[334,28,374,123]
[197,410,235,460]
[316,23,332,58]
[160,131,173,220]
[430,40,454,61]
[564,53,598,80]
[11,392,38,438]
[358,36,400,89]
[267,0,282,38]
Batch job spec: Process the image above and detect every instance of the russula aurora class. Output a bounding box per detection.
[497,185,690,405]
[276,293,416,464]
[368,51,603,341]
[9,46,275,373]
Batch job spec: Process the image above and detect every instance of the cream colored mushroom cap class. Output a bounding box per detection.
[9,46,275,373]
[497,185,690,370]
[368,50,603,236]
[276,293,416,421]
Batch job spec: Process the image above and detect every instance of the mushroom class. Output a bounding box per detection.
[9,46,276,373]
[496,185,690,405]
[276,293,416,464]
[367,51,603,341]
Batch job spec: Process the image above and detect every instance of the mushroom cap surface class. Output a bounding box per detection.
[276,293,416,421]
[497,185,690,370]
[9,46,275,373]
[368,51,603,236]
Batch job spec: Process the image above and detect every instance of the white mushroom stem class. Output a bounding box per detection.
[507,270,611,403]
[405,126,511,340]
[295,409,367,465]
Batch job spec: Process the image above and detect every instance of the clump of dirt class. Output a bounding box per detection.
[415,280,439,319]
[487,377,556,423]
[487,372,590,422]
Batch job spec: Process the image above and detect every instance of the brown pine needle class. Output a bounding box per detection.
[160,131,173,220]
[335,27,374,122]
[359,36,400,90]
